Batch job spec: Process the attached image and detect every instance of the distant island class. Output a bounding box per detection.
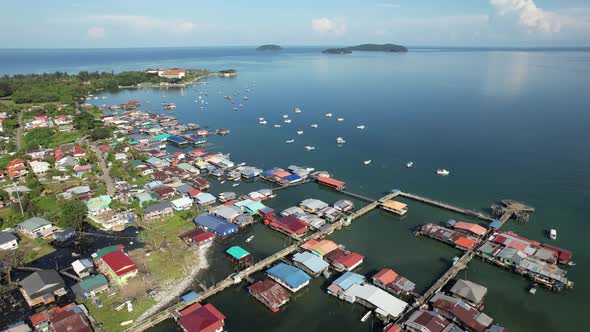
[321,48,353,54]
[256,44,283,51]
[322,43,408,54]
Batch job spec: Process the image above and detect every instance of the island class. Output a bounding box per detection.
[321,48,353,54]
[256,44,283,51]
[322,43,408,54]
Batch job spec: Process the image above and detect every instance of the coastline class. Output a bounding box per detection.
[117,72,225,89]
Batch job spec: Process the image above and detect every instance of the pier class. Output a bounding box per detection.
[398,192,495,222]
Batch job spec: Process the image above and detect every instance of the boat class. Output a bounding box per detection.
[284,119,292,123]
[259,120,268,125]
[283,115,289,119]
[243,96,248,100]
[356,125,366,130]
[286,139,295,143]
[232,183,241,187]
[360,311,372,323]
[337,118,344,122]
[238,162,246,166]
[310,124,319,128]
[220,181,226,184]
[436,169,450,176]
[567,261,577,267]
[304,146,316,151]
[406,161,414,168]
[363,160,372,165]
[246,235,254,243]
[294,107,302,113]
[233,107,239,112]
[336,137,346,144]
[529,287,537,295]
[550,229,557,240]
[258,117,265,121]
[274,124,282,128]
[296,131,304,135]
[325,113,333,117]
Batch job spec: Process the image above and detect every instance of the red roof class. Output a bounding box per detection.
[188,189,201,196]
[248,280,289,308]
[454,222,486,236]
[73,146,86,155]
[271,215,308,235]
[454,237,476,249]
[101,250,138,277]
[30,312,49,326]
[272,171,291,178]
[541,244,572,263]
[99,145,111,153]
[180,229,214,244]
[317,176,346,188]
[163,69,186,75]
[8,159,25,166]
[74,165,92,172]
[335,252,364,268]
[373,268,398,285]
[178,303,225,332]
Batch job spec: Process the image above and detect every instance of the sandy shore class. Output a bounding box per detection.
[137,246,211,321]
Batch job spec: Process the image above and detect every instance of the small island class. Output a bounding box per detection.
[256,44,283,51]
[321,48,353,54]
[322,43,408,54]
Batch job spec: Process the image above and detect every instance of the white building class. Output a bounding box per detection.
[158,69,187,79]
[0,232,18,250]
[171,197,193,211]
[29,161,50,175]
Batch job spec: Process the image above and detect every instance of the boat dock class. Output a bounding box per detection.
[397,192,495,222]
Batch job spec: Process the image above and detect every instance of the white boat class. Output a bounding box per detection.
[243,96,248,100]
[406,162,414,168]
[356,125,366,130]
[550,229,557,240]
[304,146,316,151]
[529,287,537,295]
[259,120,267,125]
[220,181,226,184]
[310,124,319,128]
[286,139,295,143]
[325,113,333,117]
[284,119,292,123]
[363,160,372,165]
[283,115,289,119]
[238,162,246,166]
[245,235,254,243]
[336,137,346,144]
[233,107,238,112]
[258,117,265,121]
[436,169,450,176]
[274,124,281,128]
[337,118,344,122]
[232,183,240,187]
[296,131,304,135]
[294,107,302,113]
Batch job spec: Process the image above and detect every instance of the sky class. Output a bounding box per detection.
[1,0,590,48]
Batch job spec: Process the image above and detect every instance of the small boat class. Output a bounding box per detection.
[245,235,254,243]
[296,131,304,135]
[283,115,289,119]
[233,107,238,112]
[258,117,265,121]
[232,183,240,187]
[243,96,248,100]
[356,125,366,130]
[284,119,292,124]
[310,124,319,128]
[238,162,246,166]
[274,124,281,128]
[361,311,372,323]
[286,139,295,143]
[304,146,316,151]
[436,169,450,176]
[336,137,346,144]
[406,161,414,168]
[259,120,268,125]
[550,229,557,240]
[529,287,537,295]
[567,261,576,267]
[337,118,344,122]
[363,160,372,165]
[220,181,226,184]
[294,107,302,113]
[325,113,333,117]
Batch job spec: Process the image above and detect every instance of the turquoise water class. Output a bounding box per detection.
[5,48,588,331]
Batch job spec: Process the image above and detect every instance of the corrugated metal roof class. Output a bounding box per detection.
[344,284,408,318]
[266,263,311,289]
[293,252,329,273]
[332,272,365,291]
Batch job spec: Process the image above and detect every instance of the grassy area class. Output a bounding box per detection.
[82,295,156,332]
[17,236,56,263]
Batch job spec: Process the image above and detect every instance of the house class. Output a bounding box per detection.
[176,302,225,332]
[51,227,76,242]
[333,199,354,213]
[158,69,187,80]
[248,280,290,312]
[234,199,266,215]
[19,270,66,307]
[46,303,94,332]
[0,232,18,250]
[381,200,408,216]
[175,184,195,197]
[430,293,493,332]
[403,310,454,332]
[299,198,329,213]
[73,164,92,177]
[172,197,194,211]
[266,263,311,293]
[16,217,53,239]
[269,215,308,237]
[332,252,365,272]
[72,146,87,158]
[179,229,215,248]
[195,193,216,206]
[6,159,28,178]
[292,252,329,276]
[71,274,109,299]
[143,201,174,221]
[194,214,238,238]
[449,279,488,308]
[55,156,78,172]
[85,195,112,216]
[343,283,408,319]
[152,185,176,199]
[71,259,94,278]
[97,249,138,285]
[135,192,156,206]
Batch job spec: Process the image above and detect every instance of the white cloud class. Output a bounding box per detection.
[490,0,558,33]
[85,15,200,35]
[376,3,401,8]
[87,26,105,39]
[311,17,347,35]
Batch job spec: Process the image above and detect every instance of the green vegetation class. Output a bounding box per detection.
[322,43,408,54]
[256,44,283,51]
[17,236,56,263]
[22,127,83,150]
[322,48,353,54]
[82,296,156,332]
[59,200,88,230]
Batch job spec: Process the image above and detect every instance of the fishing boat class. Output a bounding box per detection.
[245,235,254,243]
[550,229,557,240]
[274,124,281,128]
[325,113,333,117]
[436,169,450,176]
[304,146,316,151]
[310,124,319,128]
[283,115,289,119]
[243,96,248,100]
[295,107,302,113]
[233,107,239,112]
[286,139,295,143]
[258,117,265,121]
[220,180,226,184]
[336,137,346,144]
[337,118,344,122]
[356,125,366,130]
[259,120,268,125]
[296,131,304,135]
[232,183,240,187]
[406,161,414,168]
[529,287,537,295]
[284,119,292,124]
[363,160,372,165]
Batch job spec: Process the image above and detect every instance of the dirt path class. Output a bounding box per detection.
[91,145,115,196]
[15,110,23,151]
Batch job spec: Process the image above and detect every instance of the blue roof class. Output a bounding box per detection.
[266,263,311,289]
[332,272,365,291]
[181,291,199,303]
[194,214,237,237]
[489,220,503,229]
[284,174,302,182]
[168,135,187,143]
[293,252,329,274]
[261,168,281,177]
[146,157,162,165]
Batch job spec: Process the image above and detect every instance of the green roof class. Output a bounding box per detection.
[125,160,144,168]
[136,192,156,205]
[93,245,122,259]
[17,217,52,231]
[85,195,112,212]
[177,163,195,171]
[151,133,171,141]
[80,274,108,291]
[226,246,250,260]
[235,199,266,214]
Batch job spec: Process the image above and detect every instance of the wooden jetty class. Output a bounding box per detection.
[398,192,495,222]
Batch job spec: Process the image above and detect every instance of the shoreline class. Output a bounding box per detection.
[117,72,225,89]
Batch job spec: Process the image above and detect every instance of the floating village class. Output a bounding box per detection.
[0,71,577,332]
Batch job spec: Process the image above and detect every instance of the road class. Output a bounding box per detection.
[15,110,24,151]
[91,145,115,196]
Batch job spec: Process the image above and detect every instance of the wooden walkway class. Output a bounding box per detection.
[398,192,495,222]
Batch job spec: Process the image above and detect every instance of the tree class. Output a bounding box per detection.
[60,200,88,230]
[0,249,25,284]
[90,126,111,140]
[0,81,13,97]
[73,111,97,131]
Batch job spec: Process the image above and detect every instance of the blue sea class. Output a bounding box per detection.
[1,47,589,332]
